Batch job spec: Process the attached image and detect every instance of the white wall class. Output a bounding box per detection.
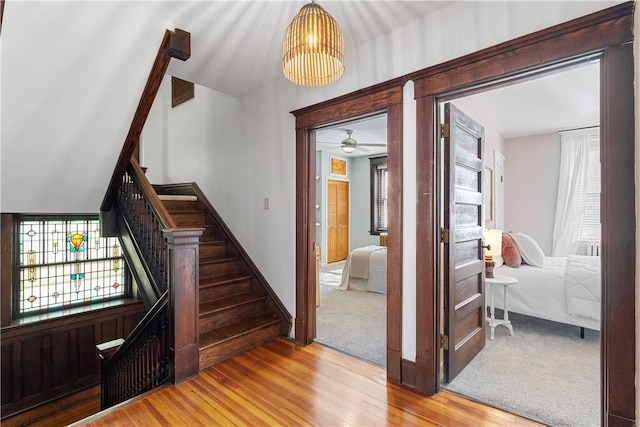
[504,133,561,255]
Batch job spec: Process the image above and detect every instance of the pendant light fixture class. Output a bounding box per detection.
[282,1,344,87]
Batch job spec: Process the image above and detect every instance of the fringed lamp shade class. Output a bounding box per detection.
[282,2,344,87]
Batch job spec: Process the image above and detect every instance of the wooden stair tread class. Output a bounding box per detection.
[200,292,265,314]
[199,313,280,348]
[200,256,238,265]
[200,273,252,288]
[158,194,197,201]
[200,240,226,246]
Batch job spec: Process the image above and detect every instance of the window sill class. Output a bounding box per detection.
[11,298,140,326]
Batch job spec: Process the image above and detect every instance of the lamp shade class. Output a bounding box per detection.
[484,229,503,258]
[282,2,344,87]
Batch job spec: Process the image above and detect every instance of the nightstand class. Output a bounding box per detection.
[485,275,518,340]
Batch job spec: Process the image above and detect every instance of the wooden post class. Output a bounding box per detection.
[163,228,203,383]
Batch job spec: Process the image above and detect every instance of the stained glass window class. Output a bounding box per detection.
[17,217,128,317]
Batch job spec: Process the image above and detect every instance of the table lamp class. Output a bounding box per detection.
[484,229,503,278]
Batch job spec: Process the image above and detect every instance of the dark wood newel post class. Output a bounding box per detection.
[164,228,203,383]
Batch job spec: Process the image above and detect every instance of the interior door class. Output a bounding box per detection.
[442,103,486,382]
[327,179,349,263]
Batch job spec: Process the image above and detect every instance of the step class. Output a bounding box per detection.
[199,292,267,333]
[200,257,239,278]
[161,199,200,211]
[200,273,252,300]
[170,210,208,226]
[199,240,227,259]
[199,314,281,368]
[158,194,198,202]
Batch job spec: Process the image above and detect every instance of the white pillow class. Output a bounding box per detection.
[509,232,545,267]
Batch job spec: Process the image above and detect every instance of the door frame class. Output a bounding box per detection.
[292,82,405,383]
[410,3,634,425]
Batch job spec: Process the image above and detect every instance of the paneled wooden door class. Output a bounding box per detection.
[442,102,486,382]
[327,179,349,263]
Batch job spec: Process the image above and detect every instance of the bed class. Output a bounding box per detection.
[338,245,387,294]
[492,253,601,332]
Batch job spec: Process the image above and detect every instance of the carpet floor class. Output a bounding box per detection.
[315,269,386,367]
[444,311,600,427]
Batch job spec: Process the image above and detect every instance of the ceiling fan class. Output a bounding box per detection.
[335,129,386,153]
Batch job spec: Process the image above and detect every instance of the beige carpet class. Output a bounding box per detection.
[315,268,386,367]
[444,311,600,427]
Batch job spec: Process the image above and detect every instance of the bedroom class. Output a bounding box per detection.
[314,59,601,427]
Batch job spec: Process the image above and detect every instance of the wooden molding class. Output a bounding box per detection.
[171,76,194,108]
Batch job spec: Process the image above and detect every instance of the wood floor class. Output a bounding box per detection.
[75,338,542,427]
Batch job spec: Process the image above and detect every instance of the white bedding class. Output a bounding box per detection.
[493,256,600,331]
[565,255,601,321]
[338,245,387,294]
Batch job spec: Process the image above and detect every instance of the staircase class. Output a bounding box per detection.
[157,189,289,369]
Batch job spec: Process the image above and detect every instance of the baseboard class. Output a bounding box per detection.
[401,358,417,389]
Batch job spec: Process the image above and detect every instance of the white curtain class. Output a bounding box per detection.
[551,129,591,256]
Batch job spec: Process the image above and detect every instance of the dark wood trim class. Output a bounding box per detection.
[601,41,635,426]
[1,214,14,327]
[415,95,437,395]
[400,358,417,390]
[164,229,203,383]
[408,2,633,95]
[412,2,635,425]
[385,101,403,384]
[101,29,190,212]
[0,0,4,37]
[1,301,145,418]
[171,76,195,108]
[293,84,404,384]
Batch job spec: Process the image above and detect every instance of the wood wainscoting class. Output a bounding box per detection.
[1,301,145,422]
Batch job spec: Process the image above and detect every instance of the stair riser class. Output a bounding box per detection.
[161,200,199,211]
[200,300,267,334]
[200,280,251,301]
[200,260,239,278]
[172,212,208,226]
[199,323,281,369]
[200,244,227,259]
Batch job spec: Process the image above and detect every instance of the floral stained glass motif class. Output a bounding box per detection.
[17,217,128,317]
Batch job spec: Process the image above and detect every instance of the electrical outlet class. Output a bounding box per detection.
[264,198,270,210]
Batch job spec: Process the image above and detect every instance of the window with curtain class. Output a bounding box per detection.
[551,128,600,256]
[370,156,388,235]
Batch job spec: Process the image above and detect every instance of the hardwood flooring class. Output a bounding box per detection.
[76,338,542,427]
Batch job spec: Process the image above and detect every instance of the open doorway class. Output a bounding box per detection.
[313,115,389,367]
[438,60,601,427]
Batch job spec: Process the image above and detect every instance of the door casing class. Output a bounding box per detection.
[410,3,634,426]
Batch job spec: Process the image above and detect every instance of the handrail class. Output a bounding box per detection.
[100,291,171,409]
[101,28,190,212]
[129,158,177,229]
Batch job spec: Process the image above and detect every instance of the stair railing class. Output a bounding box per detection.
[98,28,201,410]
[118,158,177,298]
[99,291,171,409]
